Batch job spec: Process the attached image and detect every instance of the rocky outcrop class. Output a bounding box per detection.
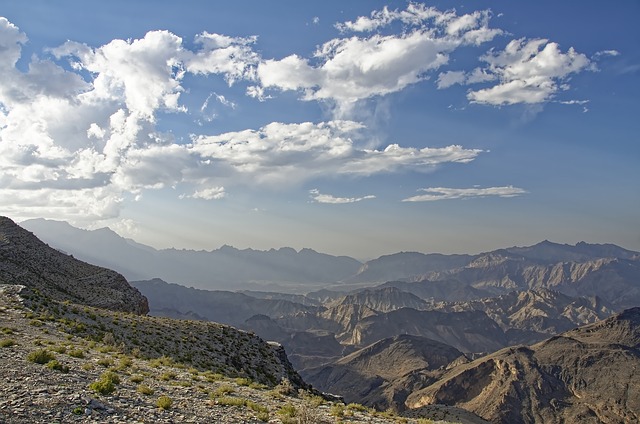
[350,309,507,354]
[331,287,431,312]
[432,289,614,344]
[0,217,148,314]
[407,308,640,424]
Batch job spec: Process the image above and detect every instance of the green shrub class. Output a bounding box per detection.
[160,371,176,381]
[256,411,270,422]
[156,396,173,410]
[216,396,246,407]
[52,345,67,354]
[27,349,56,364]
[97,357,113,367]
[46,360,70,373]
[210,384,235,398]
[88,371,120,395]
[137,384,154,395]
[68,349,85,358]
[0,339,16,348]
[130,374,144,383]
[277,403,297,418]
[246,400,269,413]
[347,402,368,412]
[330,403,345,418]
[234,377,252,386]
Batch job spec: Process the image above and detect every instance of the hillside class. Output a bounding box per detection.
[407,308,640,424]
[0,217,148,315]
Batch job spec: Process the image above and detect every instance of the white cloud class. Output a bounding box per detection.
[180,186,226,200]
[191,121,482,184]
[402,186,527,202]
[437,70,466,89]
[255,4,501,113]
[466,38,591,105]
[184,32,259,85]
[309,189,375,204]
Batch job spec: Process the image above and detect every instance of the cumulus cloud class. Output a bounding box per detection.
[309,189,375,204]
[464,39,591,105]
[0,12,483,226]
[402,186,527,202]
[191,121,482,184]
[253,4,501,113]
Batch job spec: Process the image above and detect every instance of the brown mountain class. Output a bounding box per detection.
[330,287,431,312]
[305,334,469,410]
[431,289,614,345]
[349,309,507,354]
[131,278,319,327]
[0,216,148,314]
[407,307,640,424]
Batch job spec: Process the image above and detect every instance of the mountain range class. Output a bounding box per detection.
[2,216,640,422]
[21,219,640,310]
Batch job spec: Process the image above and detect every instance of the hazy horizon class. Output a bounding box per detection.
[1,1,638,258]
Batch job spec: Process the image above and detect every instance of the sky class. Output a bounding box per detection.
[0,0,638,259]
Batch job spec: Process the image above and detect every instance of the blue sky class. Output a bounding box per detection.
[0,0,638,258]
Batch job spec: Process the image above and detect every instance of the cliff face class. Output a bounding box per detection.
[0,216,148,315]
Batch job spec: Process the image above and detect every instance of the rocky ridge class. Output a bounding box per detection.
[0,217,148,315]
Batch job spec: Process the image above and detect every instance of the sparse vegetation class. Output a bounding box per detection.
[156,395,173,410]
[136,384,154,395]
[27,349,56,364]
[46,360,70,373]
[0,338,16,347]
[88,371,120,395]
[68,348,85,358]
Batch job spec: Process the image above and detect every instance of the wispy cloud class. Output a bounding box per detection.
[402,186,527,202]
[309,189,375,204]
[179,186,226,200]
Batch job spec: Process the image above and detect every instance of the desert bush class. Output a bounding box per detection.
[46,360,70,373]
[0,339,16,348]
[68,349,85,358]
[156,395,173,410]
[97,357,113,367]
[277,403,297,418]
[27,349,55,364]
[216,396,246,407]
[136,384,154,395]
[330,403,345,418]
[89,371,120,395]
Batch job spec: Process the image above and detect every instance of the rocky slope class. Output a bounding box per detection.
[407,307,640,424]
[0,217,148,315]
